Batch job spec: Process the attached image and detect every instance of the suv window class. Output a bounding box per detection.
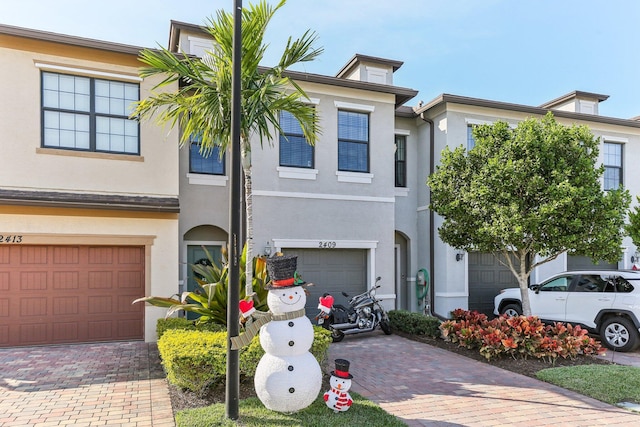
[609,276,635,293]
[573,275,608,292]
[539,276,572,292]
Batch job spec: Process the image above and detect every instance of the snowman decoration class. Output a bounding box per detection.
[252,254,322,413]
[324,359,354,413]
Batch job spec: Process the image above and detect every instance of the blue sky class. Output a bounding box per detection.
[3,0,639,118]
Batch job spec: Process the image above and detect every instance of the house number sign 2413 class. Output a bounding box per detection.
[318,241,336,249]
[0,235,23,243]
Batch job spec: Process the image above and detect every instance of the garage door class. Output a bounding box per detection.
[567,255,617,271]
[285,249,367,317]
[468,252,518,317]
[0,245,145,347]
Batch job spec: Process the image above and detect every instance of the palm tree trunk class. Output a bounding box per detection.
[242,145,254,297]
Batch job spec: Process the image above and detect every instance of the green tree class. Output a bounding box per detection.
[626,197,640,254]
[428,112,630,315]
[133,0,322,293]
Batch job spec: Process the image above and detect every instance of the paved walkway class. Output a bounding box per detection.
[0,342,173,427]
[328,331,640,427]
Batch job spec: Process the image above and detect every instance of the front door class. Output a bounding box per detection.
[186,244,222,320]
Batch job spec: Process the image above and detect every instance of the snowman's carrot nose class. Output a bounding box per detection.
[289,295,293,299]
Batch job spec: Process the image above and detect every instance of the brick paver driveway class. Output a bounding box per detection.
[0,342,174,427]
[329,331,640,427]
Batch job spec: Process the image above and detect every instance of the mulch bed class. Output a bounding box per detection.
[394,330,612,378]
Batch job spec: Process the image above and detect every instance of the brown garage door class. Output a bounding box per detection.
[0,245,145,347]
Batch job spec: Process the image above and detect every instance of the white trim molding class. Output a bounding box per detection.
[395,187,409,197]
[253,189,394,203]
[35,62,142,82]
[435,292,469,298]
[186,173,228,186]
[334,100,375,112]
[336,171,374,184]
[465,118,493,126]
[602,135,629,143]
[277,167,318,180]
[395,129,411,136]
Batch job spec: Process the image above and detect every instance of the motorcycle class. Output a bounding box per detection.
[315,276,392,342]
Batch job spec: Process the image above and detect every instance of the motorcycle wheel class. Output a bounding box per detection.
[331,329,345,343]
[380,318,392,335]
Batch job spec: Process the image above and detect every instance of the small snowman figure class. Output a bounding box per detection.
[324,359,354,413]
[253,255,322,413]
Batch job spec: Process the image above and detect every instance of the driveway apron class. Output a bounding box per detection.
[0,342,174,427]
[328,331,640,427]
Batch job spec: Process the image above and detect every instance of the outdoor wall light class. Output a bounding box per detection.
[455,250,465,262]
[264,241,272,256]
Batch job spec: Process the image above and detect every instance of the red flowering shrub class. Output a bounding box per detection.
[440,309,605,361]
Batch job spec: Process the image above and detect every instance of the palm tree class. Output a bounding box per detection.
[133,0,322,294]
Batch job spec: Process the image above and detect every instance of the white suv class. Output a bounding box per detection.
[494,270,640,352]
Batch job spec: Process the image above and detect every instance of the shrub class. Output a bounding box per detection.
[157,325,332,393]
[388,310,442,337]
[440,309,605,362]
[158,329,228,393]
[311,326,332,365]
[156,317,226,340]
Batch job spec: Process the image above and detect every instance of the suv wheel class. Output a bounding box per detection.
[600,316,640,352]
[500,303,522,317]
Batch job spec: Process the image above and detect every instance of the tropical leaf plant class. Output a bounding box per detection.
[133,243,269,326]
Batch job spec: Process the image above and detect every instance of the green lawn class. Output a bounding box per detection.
[175,392,406,427]
[536,365,640,405]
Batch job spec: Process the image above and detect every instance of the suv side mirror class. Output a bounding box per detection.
[530,284,540,294]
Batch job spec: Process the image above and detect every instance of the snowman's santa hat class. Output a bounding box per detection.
[265,254,311,289]
[331,359,353,379]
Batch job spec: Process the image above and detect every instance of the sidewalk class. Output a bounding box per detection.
[328,331,640,426]
[0,342,174,427]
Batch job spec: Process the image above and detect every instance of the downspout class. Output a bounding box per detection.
[418,112,441,319]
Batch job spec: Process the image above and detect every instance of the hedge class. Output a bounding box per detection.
[157,324,332,393]
[388,310,442,337]
[156,317,226,340]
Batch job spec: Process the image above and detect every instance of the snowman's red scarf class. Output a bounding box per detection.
[230,308,307,350]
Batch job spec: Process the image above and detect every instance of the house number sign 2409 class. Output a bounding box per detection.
[318,241,336,249]
[0,235,23,243]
